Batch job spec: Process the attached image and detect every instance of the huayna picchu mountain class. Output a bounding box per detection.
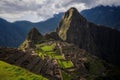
[0,7,120,80]
[57,7,120,67]
[1,27,120,80]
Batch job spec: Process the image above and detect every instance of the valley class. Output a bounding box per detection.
[0,7,120,80]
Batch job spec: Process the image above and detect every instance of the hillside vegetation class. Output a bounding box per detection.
[0,61,48,80]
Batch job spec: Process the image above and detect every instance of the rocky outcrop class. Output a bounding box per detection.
[27,27,43,43]
[1,7,120,80]
[44,32,61,41]
[1,40,120,80]
[57,7,120,66]
[19,28,43,49]
[0,48,62,80]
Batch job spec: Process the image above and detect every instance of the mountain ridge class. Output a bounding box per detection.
[0,13,63,47]
[0,7,120,80]
[57,7,120,67]
[81,5,120,30]
[0,5,120,48]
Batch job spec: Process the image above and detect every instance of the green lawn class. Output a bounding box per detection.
[54,55,64,59]
[36,43,74,69]
[35,43,75,79]
[58,60,73,68]
[0,61,48,80]
[41,44,55,52]
[62,71,72,80]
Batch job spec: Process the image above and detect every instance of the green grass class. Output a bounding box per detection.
[35,42,74,80]
[62,71,72,80]
[41,43,55,52]
[0,61,48,80]
[41,46,53,51]
[54,55,64,59]
[58,60,73,68]
[36,43,74,69]
[35,42,77,79]
[86,55,105,75]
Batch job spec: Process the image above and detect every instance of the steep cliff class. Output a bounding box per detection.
[57,7,120,66]
[19,27,43,49]
[1,7,120,80]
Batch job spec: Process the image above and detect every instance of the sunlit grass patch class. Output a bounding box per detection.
[54,55,64,59]
[41,44,55,52]
[58,60,74,68]
[0,61,48,80]
[62,71,72,80]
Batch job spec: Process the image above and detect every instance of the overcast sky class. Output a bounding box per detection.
[0,0,120,22]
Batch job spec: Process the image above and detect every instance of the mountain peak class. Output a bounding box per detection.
[29,27,39,33]
[57,7,120,67]
[27,27,43,42]
[63,7,81,19]
[67,7,78,13]
[57,7,87,41]
[19,28,43,49]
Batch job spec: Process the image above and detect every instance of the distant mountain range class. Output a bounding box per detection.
[0,5,120,47]
[0,13,63,47]
[57,7,120,67]
[81,5,120,30]
[1,7,120,80]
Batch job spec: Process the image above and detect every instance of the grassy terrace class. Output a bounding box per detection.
[58,60,73,68]
[35,43,74,80]
[0,61,48,80]
[36,43,74,69]
[62,71,73,80]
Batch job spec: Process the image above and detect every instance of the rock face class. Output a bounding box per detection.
[57,7,87,41]
[44,32,61,41]
[0,48,62,80]
[57,7,95,53]
[27,27,43,44]
[1,42,120,80]
[1,7,120,80]
[57,7,120,66]
[19,28,43,49]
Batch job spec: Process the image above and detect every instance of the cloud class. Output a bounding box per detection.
[0,0,120,22]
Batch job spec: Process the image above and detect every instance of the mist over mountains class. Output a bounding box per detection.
[1,6,120,80]
[0,5,120,47]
